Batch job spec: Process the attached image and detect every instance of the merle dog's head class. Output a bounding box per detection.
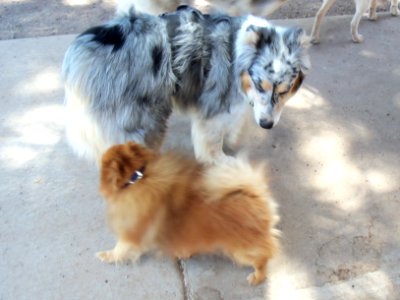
[238,18,310,129]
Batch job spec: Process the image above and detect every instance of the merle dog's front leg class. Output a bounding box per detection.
[191,115,228,163]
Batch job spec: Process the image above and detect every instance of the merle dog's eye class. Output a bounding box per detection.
[256,80,265,93]
[276,83,290,96]
[264,62,272,70]
[278,90,289,96]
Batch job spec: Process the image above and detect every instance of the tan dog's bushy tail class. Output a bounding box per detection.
[203,156,266,198]
[202,156,279,227]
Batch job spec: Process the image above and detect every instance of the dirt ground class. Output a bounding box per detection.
[0,0,391,40]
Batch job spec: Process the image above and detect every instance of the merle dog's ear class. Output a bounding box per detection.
[284,27,310,49]
[288,70,305,96]
[297,28,310,47]
[244,25,262,45]
[240,71,253,94]
[244,26,276,49]
[284,27,311,73]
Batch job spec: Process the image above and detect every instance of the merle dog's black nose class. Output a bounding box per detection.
[259,119,274,129]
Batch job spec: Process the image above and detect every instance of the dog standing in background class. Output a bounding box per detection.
[97,142,280,285]
[311,0,399,43]
[62,5,309,164]
[116,0,288,16]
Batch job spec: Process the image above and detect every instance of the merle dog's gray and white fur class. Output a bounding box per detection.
[62,5,310,163]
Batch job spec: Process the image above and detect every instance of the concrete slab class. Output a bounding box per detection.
[0,35,183,300]
[262,14,400,299]
[0,13,399,300]
[165,14,400,300]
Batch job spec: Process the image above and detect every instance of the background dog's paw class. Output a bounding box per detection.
[391,5,399,16]
[352,34,364,43]
[310,36,320,45]
[368,11,377,20]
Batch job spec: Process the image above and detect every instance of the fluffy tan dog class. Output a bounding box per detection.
[97,142,280,285]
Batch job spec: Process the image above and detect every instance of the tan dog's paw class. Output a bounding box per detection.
[96,239,143,264]
[246,272,266,286]
[96,250,120,263]
[96,249,141,264]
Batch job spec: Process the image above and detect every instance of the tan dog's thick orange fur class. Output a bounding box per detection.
[97,142,280,285]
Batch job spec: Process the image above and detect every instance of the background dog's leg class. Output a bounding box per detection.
[254,0,288,16]
[311,0,337,44]
[369,0,378,20]
[96,238,142,264]
[351,0,370,43]
[391,0,399,15]
[191,116,226,163]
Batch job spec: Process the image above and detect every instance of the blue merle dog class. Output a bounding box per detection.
[62,5,310,164]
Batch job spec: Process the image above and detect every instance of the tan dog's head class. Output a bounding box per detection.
[100,142,156,199]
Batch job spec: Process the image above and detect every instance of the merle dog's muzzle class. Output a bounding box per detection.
[259,119,274,129]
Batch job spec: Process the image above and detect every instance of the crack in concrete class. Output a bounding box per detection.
[176,259,191,300]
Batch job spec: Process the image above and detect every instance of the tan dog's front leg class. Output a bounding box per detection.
[96,238,142,264]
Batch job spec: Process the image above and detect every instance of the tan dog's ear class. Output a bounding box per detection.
[100,151,125,199]
[126,141,136,147]
[126,141,156,162]
[99,142,158,199]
